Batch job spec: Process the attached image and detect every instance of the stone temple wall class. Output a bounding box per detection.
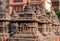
[0,0,60,41]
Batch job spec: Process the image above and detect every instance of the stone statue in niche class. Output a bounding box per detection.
[8,23,16,36]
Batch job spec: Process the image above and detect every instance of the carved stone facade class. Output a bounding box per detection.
[0,0,60,41]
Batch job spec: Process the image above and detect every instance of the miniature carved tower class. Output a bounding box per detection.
[7,0,43,41]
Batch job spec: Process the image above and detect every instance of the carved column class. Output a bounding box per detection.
[42,23,48,36]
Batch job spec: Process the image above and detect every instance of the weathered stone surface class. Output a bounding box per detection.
[0,0,60,41]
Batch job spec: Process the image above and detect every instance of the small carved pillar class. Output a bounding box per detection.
[42,3,46,15]
[47,23,52,32]
[43,24,46,32]
[42,23,48,36]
